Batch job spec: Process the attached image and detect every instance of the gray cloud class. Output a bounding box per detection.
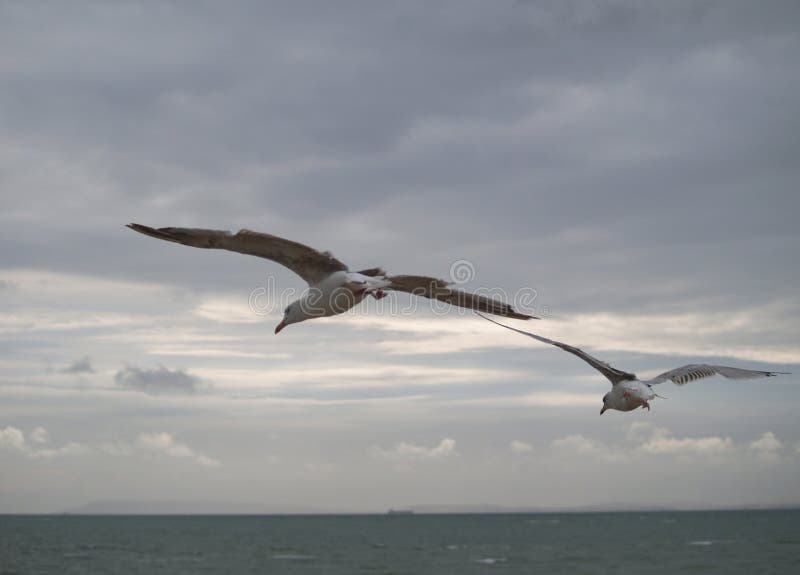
[1,0,799,513]
[114,365,206,395]
[0,0,796,318]
[61,356,94,374]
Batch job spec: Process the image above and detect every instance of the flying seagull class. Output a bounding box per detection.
[477,313,787,414]
[127,224,536,333]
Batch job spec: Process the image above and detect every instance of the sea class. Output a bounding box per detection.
[1,510,799,574]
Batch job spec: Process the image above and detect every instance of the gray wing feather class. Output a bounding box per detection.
[127,224,348,285]
[390,276,537,320]
[648,364,787,386]
[477,313,636,385]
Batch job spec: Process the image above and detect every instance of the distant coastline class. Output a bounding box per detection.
[29,499,800,516]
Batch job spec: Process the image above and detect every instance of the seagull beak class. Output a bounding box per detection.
[274,319,288,334]
[600,406,607,415]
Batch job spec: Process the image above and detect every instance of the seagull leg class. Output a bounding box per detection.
[642,401,651,411]
[371,290,387,300]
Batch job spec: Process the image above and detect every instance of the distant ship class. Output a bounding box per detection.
[387,509,414,515]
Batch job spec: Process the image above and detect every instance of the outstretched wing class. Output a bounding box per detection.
[477,313,636,385]
[388,276,537,320]
[127,224,348,285]
[648,364,788,386]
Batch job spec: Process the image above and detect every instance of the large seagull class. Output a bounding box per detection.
[128,224,536,333]
[477,313,787,414]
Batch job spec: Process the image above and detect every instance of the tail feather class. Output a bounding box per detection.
[355,267,387,277]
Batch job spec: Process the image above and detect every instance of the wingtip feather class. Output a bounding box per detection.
[505,311,539,320]
[127,223,153,233]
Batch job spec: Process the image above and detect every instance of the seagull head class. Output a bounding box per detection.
[600,393,610,415]
[274,301,306,334]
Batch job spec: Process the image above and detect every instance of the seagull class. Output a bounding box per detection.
[477,313,788,414]
[127,224,536,333]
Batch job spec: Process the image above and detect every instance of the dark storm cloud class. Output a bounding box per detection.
[60,356,94,375]
[0,0,798,313]
[114,365,205,395]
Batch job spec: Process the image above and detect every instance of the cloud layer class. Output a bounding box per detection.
[1,426,219,468]
[1,0,799,512]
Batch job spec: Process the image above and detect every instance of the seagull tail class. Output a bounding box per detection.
[355,267,387,278]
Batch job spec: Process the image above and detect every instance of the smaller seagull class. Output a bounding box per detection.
[127,224,537,333]
[477,313,789,415]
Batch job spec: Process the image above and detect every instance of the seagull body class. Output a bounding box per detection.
[477,313,787,414]
[604,380,656,414]
[127,224,536,332]
[278,269,392,331]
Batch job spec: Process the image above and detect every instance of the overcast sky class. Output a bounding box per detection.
[1,0,799,513]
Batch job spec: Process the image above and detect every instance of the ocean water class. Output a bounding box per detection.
[1,510,798,574]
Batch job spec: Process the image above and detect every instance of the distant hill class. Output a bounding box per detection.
[61,499,800,515]
[63,500,322,515]
[409,503,800,514]
[408,503,677,514]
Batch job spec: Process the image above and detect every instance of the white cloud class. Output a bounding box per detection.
[0,309,142,334]
[0,426,87,458]
[510,440,533,453]
[192,296,265,324]
[552,434,607,457]
[0,269,172,305]
[749,431,782,453]
[195,455,222,468]
[147,346,281,359]
[549,426,791,464]
[549,433,629,464]
[30,442,89,459]
[627,422,738,458]
[30,426,49,444]
[0,427,27,452]
[626,421,670,443]
[640,435,734,456]
[369,438,457,462]
[136,432,220,467]
[270,365,522,389]
[455,391,597,409]
[0,428,219,468]
[355,305,800,364]
[553,306,800,366]
[748,432,783,463]
[631,428,788,463]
